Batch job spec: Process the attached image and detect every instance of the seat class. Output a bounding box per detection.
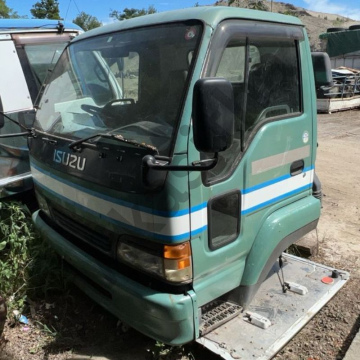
[246,54,290,130]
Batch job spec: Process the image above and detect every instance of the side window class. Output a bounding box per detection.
[208,191,240,250]
[245,39,300,136]
[205,34,301,184]
[216,38,300,141]
[23,43,67,87]
[216,45,260,82]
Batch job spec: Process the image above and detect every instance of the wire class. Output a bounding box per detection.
[65,0,72,21]
[65,0,81,22]
[73,0,81,14]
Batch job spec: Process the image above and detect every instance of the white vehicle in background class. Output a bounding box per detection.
[0,19,82,198]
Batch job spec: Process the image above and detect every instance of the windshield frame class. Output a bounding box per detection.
[34,20,205,157]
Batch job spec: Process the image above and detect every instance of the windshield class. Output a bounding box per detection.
[34,22,203,155]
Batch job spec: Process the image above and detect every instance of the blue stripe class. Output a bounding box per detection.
[243,165,314,194]
[34,178,194,243]
[191,225,208,237]
[32,162,313,239]
[31,163,207,218]
[241,184,312,215]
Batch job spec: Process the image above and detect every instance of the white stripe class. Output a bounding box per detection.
[32,167,191,238]
[242,170,314,211]
[191,206,208,234]
[251,146,310,175]
[32,166,314,238]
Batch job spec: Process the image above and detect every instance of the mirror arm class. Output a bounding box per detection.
[0,111,30,131]
[143,153,218,172]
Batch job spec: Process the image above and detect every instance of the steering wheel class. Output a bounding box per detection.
[101,98,134,114]
[81,104,102,115]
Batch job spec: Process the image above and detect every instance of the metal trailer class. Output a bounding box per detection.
[317,71,360,113]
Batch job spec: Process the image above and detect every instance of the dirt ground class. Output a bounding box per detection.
[0,109,360,360]
[275,109,360,360]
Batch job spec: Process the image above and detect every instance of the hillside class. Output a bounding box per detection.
[215,0,360,50]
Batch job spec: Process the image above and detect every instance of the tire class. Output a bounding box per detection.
[349,25,360,31]
[327,27,345,33]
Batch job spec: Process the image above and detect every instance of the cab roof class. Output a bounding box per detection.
[73,6,303,43]
[0,19,82,32]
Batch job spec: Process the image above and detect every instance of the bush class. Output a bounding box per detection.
[0,201,63,312]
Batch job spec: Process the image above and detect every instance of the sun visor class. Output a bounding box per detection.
[0,38,33,113]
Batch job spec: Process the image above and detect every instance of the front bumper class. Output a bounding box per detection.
[33,210,196,345]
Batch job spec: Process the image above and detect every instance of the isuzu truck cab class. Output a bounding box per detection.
[0,19,82,198]
[29,7,348,359]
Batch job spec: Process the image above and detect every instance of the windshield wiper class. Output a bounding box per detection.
[68,133,158,153]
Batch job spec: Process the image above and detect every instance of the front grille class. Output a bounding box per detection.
[39,210,192,295]
[51,208,112,253]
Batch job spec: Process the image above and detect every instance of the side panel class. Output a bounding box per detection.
[0,38,32,196]
[235,196,320,307]
[0,38,32,113]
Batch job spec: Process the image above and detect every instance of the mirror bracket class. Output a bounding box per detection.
[142,154,218,172]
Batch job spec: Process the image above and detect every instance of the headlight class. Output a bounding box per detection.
[117,242,164,278]
[117,237,192,284]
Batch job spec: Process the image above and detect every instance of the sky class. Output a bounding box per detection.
[6,0,360,24]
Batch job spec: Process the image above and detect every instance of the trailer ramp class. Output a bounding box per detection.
[197,253,349,360]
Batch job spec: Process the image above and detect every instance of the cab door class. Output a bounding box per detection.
[189,20,314,308]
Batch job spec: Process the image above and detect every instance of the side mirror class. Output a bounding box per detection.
[192,78,234,153]
[311,52,333,87]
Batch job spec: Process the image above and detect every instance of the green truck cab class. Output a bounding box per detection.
[29,7,342,356]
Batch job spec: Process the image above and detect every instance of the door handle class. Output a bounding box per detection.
[290,160,304,176]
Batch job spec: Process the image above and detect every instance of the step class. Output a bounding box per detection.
[199,300,242,336]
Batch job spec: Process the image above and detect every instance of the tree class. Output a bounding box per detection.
[73,11,102,31]
[110,6,157,21]
[0,0,21,18]
[248,1,268,11]
[31,0,60,20]
[228,0,268,11]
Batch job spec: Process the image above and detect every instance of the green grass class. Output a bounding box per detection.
[0,201,64,312]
